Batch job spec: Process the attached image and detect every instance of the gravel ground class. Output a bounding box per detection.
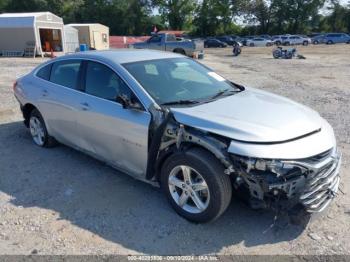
[0,44,349,255]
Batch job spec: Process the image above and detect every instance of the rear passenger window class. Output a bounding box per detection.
[85,61,131,101]
[166,34,176,42]
[36,64,52,81]
[50,60,81,89]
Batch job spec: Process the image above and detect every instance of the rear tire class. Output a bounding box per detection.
[327,40,333,45]
[160,148,232,223]
[29,109,57,148]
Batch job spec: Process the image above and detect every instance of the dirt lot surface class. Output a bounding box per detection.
[0,45,350,255]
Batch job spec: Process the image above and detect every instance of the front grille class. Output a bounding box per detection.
[282,148,341,213]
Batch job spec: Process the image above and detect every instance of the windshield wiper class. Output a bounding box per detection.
[161,100,200,106]
[210,89,239,100]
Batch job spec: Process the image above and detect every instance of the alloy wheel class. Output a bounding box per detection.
[29,116,45,146]
[168,165,210,214]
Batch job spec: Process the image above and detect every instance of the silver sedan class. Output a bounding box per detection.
[14,50,341,223]
[246,37,273,47]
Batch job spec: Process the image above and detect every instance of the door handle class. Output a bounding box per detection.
[80,102,90,111]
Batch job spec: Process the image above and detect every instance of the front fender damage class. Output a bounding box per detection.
[145,108,234,181]
[145,105,340,225]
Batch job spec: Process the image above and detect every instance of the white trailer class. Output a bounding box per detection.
[0,12,65,57]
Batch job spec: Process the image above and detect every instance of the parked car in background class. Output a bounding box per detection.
[312,34,325,44]
[230,35,240,41]
[282,35,311,46]
[14,50,341,223]
[241,36,255,46]
[204,38,227,48]
[258,34,272,39]
[323,33,350,44]
[246,37,273,47]
[271,35,285,45]
[308,33,323,38]
[216,36,235,46]
[132,33,204,58]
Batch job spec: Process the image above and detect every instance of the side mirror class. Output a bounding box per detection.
[116,94,143,111]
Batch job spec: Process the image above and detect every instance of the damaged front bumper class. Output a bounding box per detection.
[230,148,341,213]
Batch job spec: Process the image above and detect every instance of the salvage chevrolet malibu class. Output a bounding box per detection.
[14,50,341,223]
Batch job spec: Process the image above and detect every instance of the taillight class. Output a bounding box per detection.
[13,81,17,91]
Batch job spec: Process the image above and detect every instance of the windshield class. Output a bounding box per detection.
[123,58,241,105]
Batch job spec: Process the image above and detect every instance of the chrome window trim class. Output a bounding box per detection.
[32,57,149,112]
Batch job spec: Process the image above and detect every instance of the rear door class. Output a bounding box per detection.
[76,60,151,178]
[36,59,84,148]
[289,36,297,44]
[294,36,302,44]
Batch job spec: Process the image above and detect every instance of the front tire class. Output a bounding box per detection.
[273,49,281,59]
[303,41,309,46]
[160,148,232,223]
[29,109,57,147]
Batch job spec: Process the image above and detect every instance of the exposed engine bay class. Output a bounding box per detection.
[146,108,341,215]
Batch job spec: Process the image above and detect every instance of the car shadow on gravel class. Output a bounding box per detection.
[0,121,307,254]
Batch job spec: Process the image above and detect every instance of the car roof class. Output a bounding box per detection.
[55,49,184,65]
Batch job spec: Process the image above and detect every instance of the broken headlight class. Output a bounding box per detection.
[231,155,298,177]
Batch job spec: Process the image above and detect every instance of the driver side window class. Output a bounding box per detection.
[149,35,161,43]
[84,61,132,102]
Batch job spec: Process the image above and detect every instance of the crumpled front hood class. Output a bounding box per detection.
[170,87,323,143]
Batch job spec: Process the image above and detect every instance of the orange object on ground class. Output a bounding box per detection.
[45,41,50,52]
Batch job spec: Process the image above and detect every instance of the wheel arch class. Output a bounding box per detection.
[22,103,38,127]
[155,142,220,181]
[146,113,233,182]
[173,48,186,55]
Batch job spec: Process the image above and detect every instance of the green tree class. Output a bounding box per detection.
[244,0,273,33]
[0,0,9,12]
[269,0,326,34]
[193,0,241,36]
[322,0,350,32]
[2,0,48,12]
[153,0,197,30]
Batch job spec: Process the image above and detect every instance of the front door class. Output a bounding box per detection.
[77,61,151,179]
[147,35,163,51]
